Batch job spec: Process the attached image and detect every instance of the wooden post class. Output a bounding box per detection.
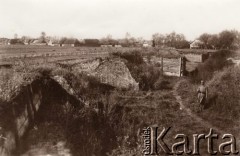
[179,57,182,77]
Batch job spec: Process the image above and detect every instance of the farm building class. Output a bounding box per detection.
[47,40,53,46]
[62,39,80,47]
[177,49,216,63]
[143,43,152,47]
[142,40,153,47]
[83,39,100,47]
[100,39,119,47]
[19,37,34,45]
[52,41,61,46]
[23,39,31,45]
[8,39,24,45]
[115,45,122,48]
[30,39,47,45]
[190,40,204,49]
[101,45,113,48]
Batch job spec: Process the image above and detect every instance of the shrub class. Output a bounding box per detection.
[111,50,144,65]
[138,65,161,90]
[207,66,240,119]
[153,78,170,90]
[191,50,233,82]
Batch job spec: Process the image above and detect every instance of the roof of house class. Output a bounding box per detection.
[52,40,60,44]
[84,39,100,44]
[63,39,79,44]
[32,39,47,44]
[9,39,24,44]
[190,40,204,46]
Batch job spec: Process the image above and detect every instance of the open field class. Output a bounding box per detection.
[0,45,140,58]
[0,45,140,54]
[0,46,204,78]
[0,45,110,64]
[0,46,142,66]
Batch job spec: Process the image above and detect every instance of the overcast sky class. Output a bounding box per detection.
[0,0,239,40]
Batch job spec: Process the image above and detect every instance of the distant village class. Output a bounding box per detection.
[0,35,205,49]
[0,37,155,48]
[0,30,239,50]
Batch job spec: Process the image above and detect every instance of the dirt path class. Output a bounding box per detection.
[174,80,240,150]
[173,80,224,134]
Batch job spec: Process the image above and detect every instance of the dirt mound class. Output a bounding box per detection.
[93,58,139,90]
[72,58,139,90]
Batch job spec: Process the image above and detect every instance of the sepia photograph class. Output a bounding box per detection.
[0,0,240,155]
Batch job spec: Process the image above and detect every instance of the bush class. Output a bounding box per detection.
[112,50,144,65]
[138,65,161,90]
[153,78,170,90]
[191,50,233,82]
[207,66,240,119]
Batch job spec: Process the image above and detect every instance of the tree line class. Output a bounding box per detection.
[152,32,189,49]
[198,30,240,49]
[7,30,240,49]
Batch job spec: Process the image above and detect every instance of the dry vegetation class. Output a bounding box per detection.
[1,46,238,155]
[111,50,171,91]
[177,50,240,137]
[190,50,234,82]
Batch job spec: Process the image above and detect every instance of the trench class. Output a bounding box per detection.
[0,76,119,156]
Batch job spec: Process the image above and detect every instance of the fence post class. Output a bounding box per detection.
[179,57,182,77]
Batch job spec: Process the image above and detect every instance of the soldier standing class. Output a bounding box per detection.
[197,80,208,111]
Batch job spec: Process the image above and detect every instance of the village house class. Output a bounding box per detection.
[190,40,204,49]
[83,39,100,47]
[47,40,53,46]
[114,45,122,48]
[8,39,24,45]
[101,45,113,48]
[143,43,152,47]
[30,39,47,45]
[22,39,31,45]
[142,40,152,47]
[52,40,61,46]
[62,39,80,47]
